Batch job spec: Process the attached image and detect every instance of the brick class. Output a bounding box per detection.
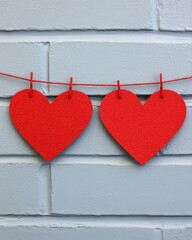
[0,159,42,214]
[0,43,47,96]
[159,0,192,31]
[0,0,152,30]
[0,225,157,240]
[49,40,192,96]
[163,228,192,240]
[51,158,192,215]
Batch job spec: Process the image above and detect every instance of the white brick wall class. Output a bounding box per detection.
[0,0,192,239]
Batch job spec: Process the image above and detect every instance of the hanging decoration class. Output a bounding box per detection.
[0,71,189,164]
[100,78,186,165]
[9,74,92,162]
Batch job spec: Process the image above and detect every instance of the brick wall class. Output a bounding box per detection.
[0,0,192,239]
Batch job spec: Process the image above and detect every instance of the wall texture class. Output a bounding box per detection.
[0,0,192,239]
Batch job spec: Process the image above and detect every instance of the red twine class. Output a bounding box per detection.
[0,71,192,88]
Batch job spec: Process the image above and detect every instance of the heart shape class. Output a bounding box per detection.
[100,89,186,165]
[10,89,92,162]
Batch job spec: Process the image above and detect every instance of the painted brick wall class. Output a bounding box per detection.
[0,0,192,239]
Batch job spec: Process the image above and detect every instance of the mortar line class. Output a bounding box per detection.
[150,0,158,30]
[39,42,50,94]
[38,163,52,215]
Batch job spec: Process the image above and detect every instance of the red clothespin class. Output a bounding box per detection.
[117,80,122,99]
[68,77,73,99]
[29,72,34,98]
[160,73,164,99]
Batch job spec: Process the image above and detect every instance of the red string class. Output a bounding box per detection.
[0,71,192,87]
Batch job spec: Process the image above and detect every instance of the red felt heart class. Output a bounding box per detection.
[10,89,92,162]
[100,89,186,165]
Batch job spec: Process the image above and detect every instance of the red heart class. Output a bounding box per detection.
[10,89,92,162]
[100,89,186,165]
